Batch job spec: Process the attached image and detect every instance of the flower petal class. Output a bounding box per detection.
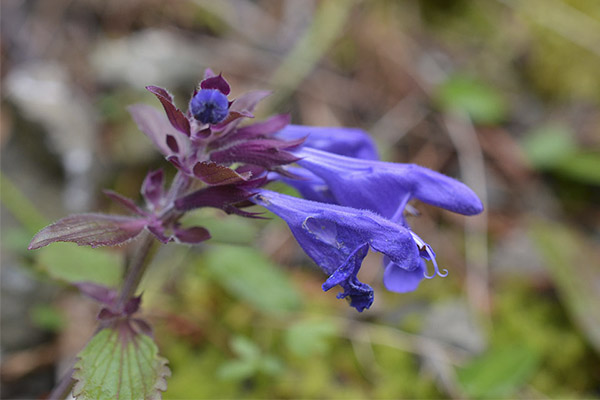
[252,190,422,309]
[383,258,425,293]
[296,147,484,218]
[322,243,373,312]
[276,125,379,160]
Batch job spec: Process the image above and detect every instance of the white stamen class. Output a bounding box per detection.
[409,231,449,279]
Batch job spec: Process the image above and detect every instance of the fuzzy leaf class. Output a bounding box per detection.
[146,86,190,136]
[192,162,251,186]
[29,213,147,250]
[72,324,170,400]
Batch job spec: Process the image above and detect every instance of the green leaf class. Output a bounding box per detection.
[530,219,600,353]
[204,244,302,314]
[457,344,540,398]
[181,209,259,245]
[37,242,122,286]
[285,319,339,357]
[217,336,283,381]
[521,124,577,169]
[73,324,170,400]
[29,304,65,332]
[556,151,600,185]
[435,75,507,124]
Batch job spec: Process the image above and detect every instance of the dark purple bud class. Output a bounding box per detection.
[146,86,191,136]
[192,162,252,186]
[103,190,145,216]
[146,222,171,244]
[28,213,148,249]
[166,135,179,153]
[124,295,142,315]
[98,307,120,320]
[142,169,165,210]
[200,74,231,95]
[189,89,229,125]
[173,226,211,244]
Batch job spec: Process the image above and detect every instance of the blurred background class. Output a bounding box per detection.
[1,0,599,398]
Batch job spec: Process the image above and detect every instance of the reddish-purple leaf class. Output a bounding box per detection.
[192,162,252,186]
[142,169,165,209]
[124,295,142,315]
[200,74,231,95]
[128,104,181,157]
[209,114,291,150]
[214,90,272,134]
[173,226,211,244]
[75,282,118,306]
[29,213,148,250]
[204,68,216,80]
[209,138,304,169]
[103,190,145,216]
[146,86,191,136]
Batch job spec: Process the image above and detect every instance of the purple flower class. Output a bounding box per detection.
[189,89,229,125]
[268,147,484,297]
[275,125,379,160]
[252,189,425,311]
[129,71,302,180]
[294,147,484,220]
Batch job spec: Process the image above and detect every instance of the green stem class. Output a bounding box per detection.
[116,230,157,309]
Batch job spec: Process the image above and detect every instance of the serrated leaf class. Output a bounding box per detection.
[457,344,540,398]
[435,75,507,124]
[37,242,122,286]
[205,245,302,314]
[73,324,170,400]
[29,213,147,250]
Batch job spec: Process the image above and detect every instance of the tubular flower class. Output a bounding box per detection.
[285,147,483,294]
[252,189,425,312]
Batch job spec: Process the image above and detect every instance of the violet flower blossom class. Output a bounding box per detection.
[29,70,483,313]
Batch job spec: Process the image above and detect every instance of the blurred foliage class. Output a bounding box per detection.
[2,0,600,398]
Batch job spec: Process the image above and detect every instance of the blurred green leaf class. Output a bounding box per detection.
[556,151,600,185]
[457,344,540,398]
[37,242,122,287]
[205,244,302,315]
[0,172,48,234]
[436,75,507,124]
[29,304,65,332]
[521,124,577,169]
[73,327,170,400]
[182,210,259,245]
[267,0,356,107]
[530,219,600,354]
[218,336,283,381]
[230,335,261,360]
[285,319,339,357]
